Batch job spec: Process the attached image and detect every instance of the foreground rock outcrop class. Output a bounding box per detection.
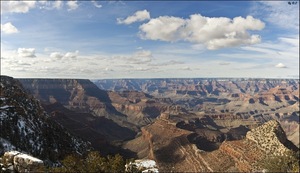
[1,151,44,172]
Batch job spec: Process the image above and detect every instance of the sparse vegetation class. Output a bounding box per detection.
[256,150,299,172]
[49,151,127,173]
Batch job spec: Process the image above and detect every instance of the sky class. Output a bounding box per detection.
[1,0,299,79]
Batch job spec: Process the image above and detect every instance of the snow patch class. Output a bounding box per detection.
[0,138,16,152]
[126,159,159,172]
[0,111,8,120]
[135,159,157,168]
[0,105,12,109]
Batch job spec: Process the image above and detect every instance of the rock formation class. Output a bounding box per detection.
[246,120,296,156]
[123,118,298,172]
[94,78,299,146]
[1,151,44,172]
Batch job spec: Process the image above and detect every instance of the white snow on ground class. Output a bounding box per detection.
[0,138,16,151]
[17,119,26,129]
[135,159,157,168]
[17,118,34,135]
[0,111,8,120]
[127,159,159,172]
[0,105,12,109]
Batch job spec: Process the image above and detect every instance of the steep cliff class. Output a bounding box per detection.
[0,76,91,161]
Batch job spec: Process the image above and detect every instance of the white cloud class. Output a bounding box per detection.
[64,50,79,59]
[53,0,63,9]
[253,1,299,30]
[279,37,299,47]
[149,60,184,67]
[181,66,191,71]
[38,1,48,5]
[135,67,152,71]
[139,16,185,42]
[219,62,231,65]
[1,1,36,14]
[240,35,299,62]
[67,1,78,11]
[50,50,79,60]
[105,67,113,71]
[275,63,287,68]
[1,22,19,34]
[50,52,64,59]
[111,50,153,65]
[139,14,265,50]
[91,0,102,8]
[129,50,152,64]
[117,10,150,25]
[17,48,36,58]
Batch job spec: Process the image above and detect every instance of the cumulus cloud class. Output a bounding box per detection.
[117,10,150,25]
[275,63,287,68]
[67,1,78,11]
[50,52,64,59]
[139,14,265,50]
[91,0,102,8]
[1,22,19,34]
[1,1,36,14]
[64,50,79,59]
[18,48,36,58]
[50,50,79,60]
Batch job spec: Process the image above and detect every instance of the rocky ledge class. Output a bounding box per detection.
[1,151,44,172]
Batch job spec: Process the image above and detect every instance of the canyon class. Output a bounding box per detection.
[1,76,299,172]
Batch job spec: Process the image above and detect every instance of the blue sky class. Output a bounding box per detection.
[1,1,299,79]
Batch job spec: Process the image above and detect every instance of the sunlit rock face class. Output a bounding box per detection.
[1,151,44,172]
